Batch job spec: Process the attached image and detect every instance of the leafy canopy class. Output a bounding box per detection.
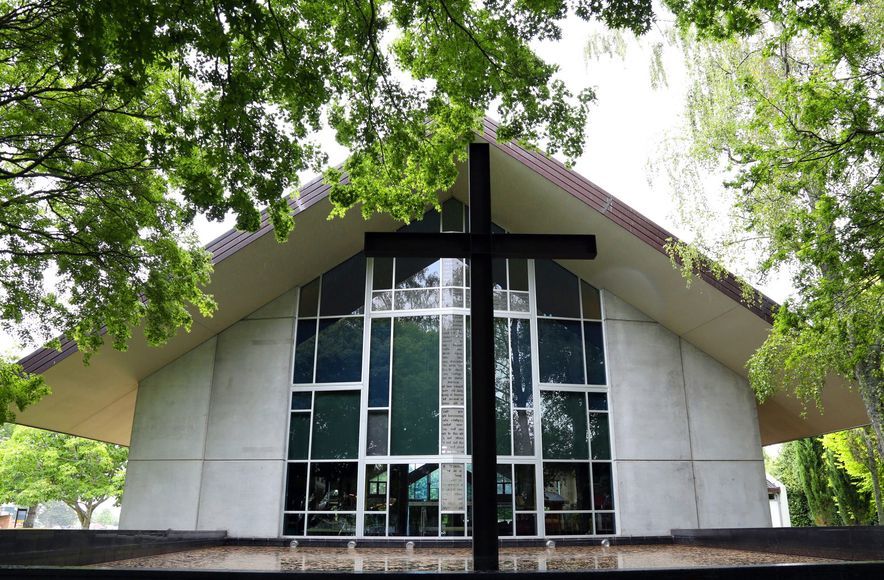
[0,424,128,528]
[0,0,659,422]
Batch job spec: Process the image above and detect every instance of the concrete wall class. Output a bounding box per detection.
[121,290,296,537]
[603,290,770,536]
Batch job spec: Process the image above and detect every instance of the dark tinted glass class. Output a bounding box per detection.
[442,513,466,536]
[283,513,305,536]
[400,208,440,232]
[590,413,611,460]
[442,198,464,232]
[311,391,359,459]
[308,462,358,511]
[285,462,308,511]
[592,462,615,510]
[513,410,534,456]
[514,464,536,510]
[364,514,386,536]
[389,463,439,536]
[298,278,319,318]
[510,319,532,407]
[315,318,363,383]
[508,258,529,291]
[535,260,580,318]
[544,512,592,535]
[492,259,507,290]
[494,318,511,456]
[584,321,606,385]
[516,514,537,536]
[373,257,394,290]
[595,512,616,535]
[306,513,356,535]
[293,319,317,383]
[543,462,591,510]
[368,319,391,406]
[390,317,439,455]
[291,392,312,410]
[538,319,585,384]
[581,281,602,319]
[541,391,588,459]
[587,393,608,411]
[367,411,388,456]
[288,413,310,460]
[320,253,365,316]
[365,464,388,512]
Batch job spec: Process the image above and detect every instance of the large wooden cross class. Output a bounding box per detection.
[364,143,597,571]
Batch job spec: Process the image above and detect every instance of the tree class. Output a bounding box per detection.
[654,0,883,458]
[794,438,841,525]
[824,427,884,524]
[1,0,664,423]
[35,501,79,529]
[824,446,873,525]
[770,441,814,527]
[0,425,127,528]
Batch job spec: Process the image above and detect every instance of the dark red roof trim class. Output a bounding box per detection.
[19,121,775,375]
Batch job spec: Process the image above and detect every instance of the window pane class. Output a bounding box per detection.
[365,464,387,512]
[367,411,389,456]
[510,319,532,407]
[288,413,310,460]
[320,253,365,316]
[368,319,391,407]
[514,464,536,510]
[587,393,608,411]
[285,463,308,511]
[538,319,585,384]
[492,259,507,290]
[401,209,440,232]
[496,465,513,536]
[440,315,465,406]
[298,278,319,318]
[315,318,363,383]
[442,513,466,537]
[441,258,465,287]
[595,512,616,535]
[283,513,305,536]
[395,257,440,289]
[535,260,580,318]
[508,259,529,291]
[584,321,606,385]
[581,281,602,319]
[394,288,439,309]
[293,319,317,384]
[364,514,386,536]
[308,462,358,511]
[516,513,537,536]
[541,391,588,459]
[306,513,356,536]
[389,463,439,536]
[590,413,611,460]
[390,317,439,455]
[311,391,359,459]
[291,392,311,410]
[592,462,615,510]
[543,462,591,510]
[512,410,535,456]
[494,318,511,456]
[371,291,393,311]
[442,198,464,232]
[544,513,592,536]
[373,257,394,290]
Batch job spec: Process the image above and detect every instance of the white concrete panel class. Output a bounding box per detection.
[120,460,202,530]
[603,290,653,322]
[205,318,293,460]
[694,460,771,528]
[197,460,285,537]
[615,461,698,535]
[128,338,217,460]
[605,320,691,460]
[681,340,763,461]
[245,288,298,320]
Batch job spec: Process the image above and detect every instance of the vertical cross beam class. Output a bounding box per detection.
[468,143,499,571]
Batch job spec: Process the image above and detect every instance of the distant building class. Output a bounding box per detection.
[0,505,28,529]
[767,474,791,527]
[17,121,868,539]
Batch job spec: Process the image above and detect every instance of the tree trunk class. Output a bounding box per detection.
[861,427,884,525]
[854,356,884,463]
[22,505,38,528]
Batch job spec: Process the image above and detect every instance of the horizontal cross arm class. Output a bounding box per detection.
[364,232,471,258]
[491,234,597,259]
[364,232,597,259]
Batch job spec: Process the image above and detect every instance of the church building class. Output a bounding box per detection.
[16,120,868,539]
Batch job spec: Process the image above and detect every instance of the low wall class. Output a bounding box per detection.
[673,526,884,561]
[0,529,226,566]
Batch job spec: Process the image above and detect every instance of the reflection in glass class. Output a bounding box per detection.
[442,198,464,232]
[513,410,535,456]
[315,318,363,383]
[391,317,439,455]
[516,513,537,536]
[285,463,308,511]
[389,464,439,536]
[371,291,393,311]
[368,319,391,407]
[544,512,592,535]
[538,319,585,384]
[320,253,365,316]
[306,513,356,536]
[587,392,608,411]
[509,259,529,291]
[288,413,310,460]
[509,291,530,312]
[541,391,589,459]
[496,465,514,536]
[595,512,616,535]
[395,257,440,289]
[535,260,580,318]
[311,391,359,459]
[510,319,532,407]
[298,278,319,318]
[394,288,439,310]
[308,462,358,511]
[590,413,611,460]
[492,259,507,290]
[293,319,317,383]
[364,513,386,536]
[441,258,465,287]
[283,513,305,536]
[367,412,388,456]
[514,464,536,510]
[494,318,511,455]
[592,462,615,510]
[584,321,606,385]
[365,465,387,512]
[543,462,591,511]
[442,513,466,537]
[441,288,464,308]
[291,392,311,410]
[373,257,394,290]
